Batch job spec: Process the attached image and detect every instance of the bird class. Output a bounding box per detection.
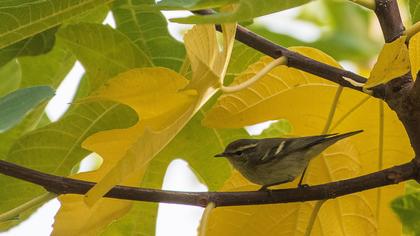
[214,130,362,190]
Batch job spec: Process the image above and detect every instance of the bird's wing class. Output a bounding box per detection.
[252,130,362,165]
[251,134,339,165]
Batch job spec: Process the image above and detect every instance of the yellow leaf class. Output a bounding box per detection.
[202,47,412,235]
[52,68,197,235]
[81,24,236,204]
[53,23,237,235]
[183,23,236,99]
[203,47,341,128]
[409,32,420,80]
[365,36,410,88]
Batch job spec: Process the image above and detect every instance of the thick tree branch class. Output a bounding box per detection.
[387,76,420,157]
[0,159,419,207]
[370,0,420,157]
[374,0,405,42]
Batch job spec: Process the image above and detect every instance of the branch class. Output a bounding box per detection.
[369,0,420,157]
[374,0,405,42]
[193,10,386,99]
[0,159,419,207]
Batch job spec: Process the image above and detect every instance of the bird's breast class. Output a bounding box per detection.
[232,153,310,186]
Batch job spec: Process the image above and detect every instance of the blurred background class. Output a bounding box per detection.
[0,0,414,235]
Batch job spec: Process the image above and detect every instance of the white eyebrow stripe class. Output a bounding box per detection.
[236,143,258,151]
[274,141,286,155]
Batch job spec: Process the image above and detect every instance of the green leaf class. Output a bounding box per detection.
[249,0,380,63]
[19,41,76,89]
[0,27,57,67]
[409,0,420,23]
[112,0,185,71]
[0,102,137,229]
[0,1,48,8]
[0,37,77,155]
[0,18,153,230]
[166,0,312,24]
[406,180,420,194]
[0,86,54,132]
[392,191,420,235]
[0,60,21,97]
[255,119,292,138]
[57,23,152,91]
[0,0,112,50]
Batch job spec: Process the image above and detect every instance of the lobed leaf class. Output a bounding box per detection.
[102,38,263,235]
[202,47,412,235]
[53,24,237,234]
[53,68,198,235]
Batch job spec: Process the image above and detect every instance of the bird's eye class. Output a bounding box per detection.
[234,150,243,156]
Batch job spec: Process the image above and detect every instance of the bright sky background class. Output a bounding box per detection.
[1,7,320,236]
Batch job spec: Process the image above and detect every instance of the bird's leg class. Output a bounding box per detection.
[258,185,270,191]
[297,166,308,188]
[298,183,310,188]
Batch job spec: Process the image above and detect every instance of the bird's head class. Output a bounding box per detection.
[214,139,258,162]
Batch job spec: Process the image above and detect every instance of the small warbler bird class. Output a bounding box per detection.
[215,130,362,190]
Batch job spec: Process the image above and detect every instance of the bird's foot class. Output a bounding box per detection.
[298,183,310,188]
[258,185,268,191]
[258,185,274,197]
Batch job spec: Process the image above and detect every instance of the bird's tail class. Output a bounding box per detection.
[313,130,363,146]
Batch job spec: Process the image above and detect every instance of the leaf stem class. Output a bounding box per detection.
[220,56,287,93]
[0,192,56,222]
[405,21,420,41]
[304,200,326,236]
[349,0,376,9]
[198,202,215,236]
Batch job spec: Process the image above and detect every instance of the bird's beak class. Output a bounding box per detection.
[214,153,226,157]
